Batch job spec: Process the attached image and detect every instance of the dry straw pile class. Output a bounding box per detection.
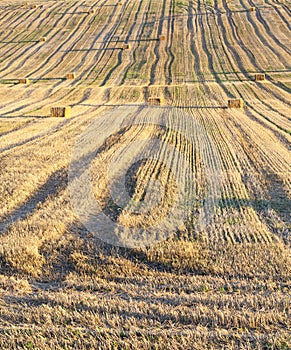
[18,78,30,84]
[255,73,265,81]
[50,107,71,118]
[228,98,244,108]
[66,73,76,80]
[122,43,130,49]
[148,97,162,106]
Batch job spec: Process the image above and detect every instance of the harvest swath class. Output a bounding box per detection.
[0,0,290,349]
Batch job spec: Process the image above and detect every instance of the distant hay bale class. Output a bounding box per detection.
[50,107,71,118]
[118,2,122,5]
[39,37,47,42]
[66,72,76,80]
[249,7,256,11]
[19,78,30,84]
[122,43,130,50]
[148,97,162,106]
[255,73,265,82]
[31,4,37,9]
[89,8,95,14]
[228,98,244,109]
[159,35,166,41]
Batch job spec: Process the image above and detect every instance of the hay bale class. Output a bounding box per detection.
[118,2,122,5]
[31,4,38,9]
[255,73,265,81]
[148,97,162,106]
[89,8,95,14]
[39,37,47,42]
[19,78,30,84]
[249,7,256,11]
[122,43,130,50]
[66,72,76,80]
[50,107,71,118]
[228,98,244,109]
[159,35,166,41]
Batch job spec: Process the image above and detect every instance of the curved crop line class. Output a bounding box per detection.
[238,0,290,67]
[83,1,133,83]
[164,0,175,85]
[99,0,148,86]
[0,1,79,77]
[149,0,168,85]
[116,0,155,86]
[187,1,204,83]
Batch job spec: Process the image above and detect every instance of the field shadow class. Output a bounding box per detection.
[0,167,68,234]
[110,38,159,43]
[78,103,227,109]
[0,40,39,44]
[66,47,121,52]
[30,77,66,82]
[0,78,65,85]
[0,115,48,119]
[55,11,88,15]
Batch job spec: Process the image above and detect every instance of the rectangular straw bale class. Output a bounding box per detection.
[66,73,76,80]
[148,97,162,106]
[122,43,130,49]
[50,107,71,118]
[19,78,30,84]
[255,73,265,81]
[228,99,244,108]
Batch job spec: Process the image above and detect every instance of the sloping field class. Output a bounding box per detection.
[0,0,290,349]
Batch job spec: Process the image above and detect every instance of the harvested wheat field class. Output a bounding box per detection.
[0,0,290,349]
